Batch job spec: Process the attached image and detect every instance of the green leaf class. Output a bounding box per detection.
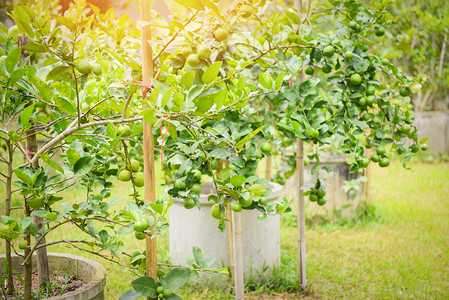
[237,76,246,92]
[172,0,204,10]
[161,87,175,107]
[274,71,285,90]
[193,246,206,268]
[285,55,302,74]
[5,48,21,74]
[202,61,222,85]
[194,97,214,114]
[248,184,266,196]
[419,137,429,144]
[23,42,47,53]
[13,6,34,38]
[286,11,301,25]
[150,203,163,214]
[131,277,157,298]
[54,96,76,116]
[164,267,191,290]
[73,157,96,176]
[19,103,35,130]
[235,125,266,150]
[118,289,142,300]
[8,69,26,87]
[66,149,81,166]
[259,73,273,89]
[106,123,117,139]
[56,16,76,31]
[140,108,157,125]
[181,71,195,89]
[13,168,31,185]
[230,175,245,188]
[46,66,69,81]
[37,154,64,174]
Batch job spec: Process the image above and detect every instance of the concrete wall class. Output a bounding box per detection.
[283,155,365,219]
[414,112,449,156]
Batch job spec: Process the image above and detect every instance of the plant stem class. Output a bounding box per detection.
[5,139,14,295]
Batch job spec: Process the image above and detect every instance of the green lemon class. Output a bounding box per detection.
[19,241,27,250]
[231,202,243,212]
[240,4,253,18]
[134,219,149,232]
[317,198,326,206]
[322,45,335,57]
[421,144,428,151]
[399,87,411,97]
[350,73,362,86]
[129,159,140,172]
[187,54,200,67]
[184,198,195,209]
[370,154,380,163]
[191,169,202,181]
[135,231,146,240]
[239,196,253,207]
[197,45,211,60]
[211,204,225,219]
[76,60,91,75]
[322,64,332,73]
[309,193,318,202]
[375,27,385,37]
[134,172,145,187]
[360,157,370,168]
[366,85,376,96]
[214,28,229,42]
[175,179,186,189]
[117,125,132,137]
[316,188,326,198]
[305,66,314,75]
[379,157,390,168]
[190,183,202,195]
[118,170,132,182]
[261,142,272,153]
[376,146,386,156]
[91,63,102,76]
[181,47,192,57]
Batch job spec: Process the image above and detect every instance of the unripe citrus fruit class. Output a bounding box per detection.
[375,26,385,37]
[211,204,224,219]
[379,157,390,167]
[181,47,192,57]
[322,45,335,57]
[239,197,253,207]
[317,198,326,206]
[322,64,332,73]
[366,85,376,96]
[134,172,145,187]
[240,4,253,18]
[261,142,272,153]
[399,87,410,97]
[187,54,200,67]
[421,144,428,151]
[134,219,149,232]
[19,241,27,250]
[191,169,202,181]
[91,63,102,76]
[350,73,362,86]
[129,159,140,172]
[76,60,91,75]
[197,45,211,60]
[370,154,380,162]
[214,28,229,42]
[175,179,186,189]
[118,170,131,181]
[231,202,242,212]
[184,198,195,209]
[305,66,314,75]
[309,193,318,202]
[117,125,132,137]
[376,146,386,155]
[135,231,146,240]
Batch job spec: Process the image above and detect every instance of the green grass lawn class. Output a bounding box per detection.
[2,161,449,299]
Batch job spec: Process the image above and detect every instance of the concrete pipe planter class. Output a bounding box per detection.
[284,155,365,219]
[0,252,106,300]
[169,181,282,281]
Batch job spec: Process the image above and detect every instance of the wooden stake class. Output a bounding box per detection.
[232,210,244,300]
[296,138,306,290]
[365,148,371,202]
[140,0,157,284]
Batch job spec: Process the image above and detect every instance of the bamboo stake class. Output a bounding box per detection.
[227,203,235,279]
[296,138,306,290]
[265,155,272,181]
[232,210,244,300]
[140,0,158,285]
[365,148,371,202]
